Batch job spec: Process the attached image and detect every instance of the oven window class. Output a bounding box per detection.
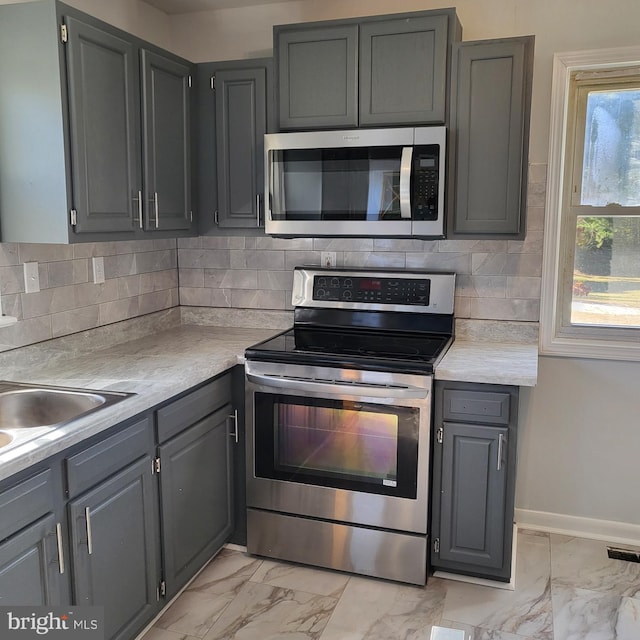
[270,147,403,222]
[254,393,419,499]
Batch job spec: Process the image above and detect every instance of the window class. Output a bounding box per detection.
[541,48,640,360]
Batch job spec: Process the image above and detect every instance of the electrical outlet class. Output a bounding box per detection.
[92,256,105,284]
[321,252,336,268]
[23,262,40,293]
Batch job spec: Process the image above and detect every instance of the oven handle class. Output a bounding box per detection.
[246,372,428,399]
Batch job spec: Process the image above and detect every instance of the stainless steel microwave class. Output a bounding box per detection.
[264,126,446,238]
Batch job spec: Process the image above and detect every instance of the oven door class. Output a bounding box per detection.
[245,361,432,534]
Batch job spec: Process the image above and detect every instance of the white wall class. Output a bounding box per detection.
[0,0,172,51]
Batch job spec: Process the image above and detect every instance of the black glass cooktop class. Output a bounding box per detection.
[245,326,452,374]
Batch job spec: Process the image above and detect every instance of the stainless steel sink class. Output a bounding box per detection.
[0,381,134,452]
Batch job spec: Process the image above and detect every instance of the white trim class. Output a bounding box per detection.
[540,45,640,361]
[515,508,640,546]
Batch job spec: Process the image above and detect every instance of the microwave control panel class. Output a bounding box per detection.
[412,145,440,221]
[313,275,431,305]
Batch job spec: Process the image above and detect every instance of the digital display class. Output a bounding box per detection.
[419,157,436,168]
[312,275,430,305]
[359,279,382,291]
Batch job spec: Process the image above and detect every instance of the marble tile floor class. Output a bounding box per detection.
[138,530,640,640]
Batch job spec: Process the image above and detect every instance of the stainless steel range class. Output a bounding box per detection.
[244,267,456,585]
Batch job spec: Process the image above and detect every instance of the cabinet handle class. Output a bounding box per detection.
[154,192,159,228]
[497,433,505,471]
[256,194,261,227]
[85,506,93,555]
[55,522,65,575]
[133,190,143,228]
[228,409,239,444]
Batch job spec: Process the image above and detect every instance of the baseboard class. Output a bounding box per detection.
[515,508,640,546]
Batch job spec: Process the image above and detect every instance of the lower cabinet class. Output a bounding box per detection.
[0,368,237,640]
[431,381,519,581]
[158,404,233,596]
[68,456,158,640]
[156,372,235,598]
[0,469,63,606]
[0,514,62,606]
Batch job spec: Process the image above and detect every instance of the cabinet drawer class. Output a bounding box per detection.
[443,389,510,425]
[66,416,151,498]
[0,470,53,542]
[157,374,232,443]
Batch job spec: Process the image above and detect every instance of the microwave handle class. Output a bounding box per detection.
[400,147,413,219]
[265,150,273,222]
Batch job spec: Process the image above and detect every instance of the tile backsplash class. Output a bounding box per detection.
[0,239,178,352]
[178,164,546,323]
[0,165,545,352]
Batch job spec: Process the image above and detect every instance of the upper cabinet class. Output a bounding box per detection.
[196,59,273,233]
[64,16,141,235]
[448,36,534,238]
[0,1,195,244]
[275,9,461,130]
[141,50,193,232]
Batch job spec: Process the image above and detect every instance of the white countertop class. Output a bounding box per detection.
[436,340,538,387]
[0,313,538,483]
[0,324,277,482]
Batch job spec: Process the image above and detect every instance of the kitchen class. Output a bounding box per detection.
[0,0,638,639]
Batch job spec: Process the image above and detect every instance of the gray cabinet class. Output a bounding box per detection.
[197,59,273,232]
[0,1,194,243]
[68,457,158,640]
[156,373,235,597]
[65,15,141,235]
[275,10,460,130]
[66,416,158,640]
[277,24,358,130]
[431,382,519,581]
[0,470,63,605]
[142,50,193,232]
[0,371,238,634]
[359,14,450,126]
[448,36,534,238]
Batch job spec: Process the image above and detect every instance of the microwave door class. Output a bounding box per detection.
[265,136,414,237]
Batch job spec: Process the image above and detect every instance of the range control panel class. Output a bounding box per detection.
[313,275,431,306]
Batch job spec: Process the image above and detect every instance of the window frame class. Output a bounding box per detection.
[541,46,640,361]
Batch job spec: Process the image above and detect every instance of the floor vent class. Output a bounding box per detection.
[607,546,640,563]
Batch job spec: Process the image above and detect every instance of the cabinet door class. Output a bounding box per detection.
[141,49,192,231]
[448,36,534,237]
[0,514,62,606]
[215,68,268,228]
[69,456,158,640]
[66,16,140,234]
[437,422,508,571]
[277,24,358,130]
[359,14,449,126]
[158,404,233,597]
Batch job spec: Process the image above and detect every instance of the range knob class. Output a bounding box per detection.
[343,290,353,300]
[316,289,326,298]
